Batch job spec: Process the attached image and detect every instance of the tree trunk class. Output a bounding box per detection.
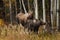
[50,0,53,29]
[22,0,27,13]
[56,0,59,31]
[9,0,12,24]
[34,0,38,19]
[42,0,46,29]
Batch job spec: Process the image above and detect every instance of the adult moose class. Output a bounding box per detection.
[16,11,46,33]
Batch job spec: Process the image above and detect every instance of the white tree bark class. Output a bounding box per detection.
[42,0,46,29]
[22,0,27,13]
[34,0,38,19]
[51,0,53,29]
[51,0,57,29]
[42,0,46,22]
[53,0,57,29]
[56,0,59,31]
[9,0,12,24]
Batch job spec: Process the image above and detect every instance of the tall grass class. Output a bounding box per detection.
[0,24,60,40]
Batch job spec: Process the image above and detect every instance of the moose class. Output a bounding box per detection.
[16,11,46,33]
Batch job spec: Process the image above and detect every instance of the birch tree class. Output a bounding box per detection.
[51,0,57,29]
[42,0,46,29]
[50,0,53,29]
[56,0,59,31]
[22,0,27,13]
[34,0,38,19]
[53,0,57,28]
[9,0,12,24]
[19,0,22,12]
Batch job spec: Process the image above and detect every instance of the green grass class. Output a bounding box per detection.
[0,24,60,40]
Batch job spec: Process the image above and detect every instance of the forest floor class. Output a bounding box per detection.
[0,24,60,40]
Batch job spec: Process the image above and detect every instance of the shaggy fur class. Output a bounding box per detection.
[16,12,46,33]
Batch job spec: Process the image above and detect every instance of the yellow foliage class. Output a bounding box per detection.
[0,19,4,26]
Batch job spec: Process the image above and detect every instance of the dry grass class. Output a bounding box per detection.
[0,24,60,40]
